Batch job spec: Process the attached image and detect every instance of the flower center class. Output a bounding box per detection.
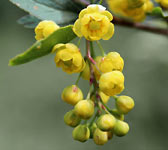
[64,59,73,67]
[89,21,101,30]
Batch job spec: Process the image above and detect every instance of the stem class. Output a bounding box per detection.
[89,110,99,127]
[86,85,93,99]
[86,40,97,65]
[75,72,82,85]
[96,41,105,56]
[113,16,168,36]
[90,41,96,58]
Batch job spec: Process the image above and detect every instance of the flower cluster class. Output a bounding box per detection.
[156,0,168,8]
[34,4,135,146]
[107,0,154,22]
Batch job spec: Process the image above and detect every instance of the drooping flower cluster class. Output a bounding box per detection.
[107,0,154,22]
[34,4,135,146]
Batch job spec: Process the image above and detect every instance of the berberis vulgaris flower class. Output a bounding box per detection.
[73,4,114,41]
[156,0,168,8]
[52,43,85,74]
[35,20,59,40]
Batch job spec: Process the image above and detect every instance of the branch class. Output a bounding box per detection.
[113,17,168,36]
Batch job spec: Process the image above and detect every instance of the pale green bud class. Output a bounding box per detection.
[74,100,94,120]
[96,114,116,131]
[64,110,81,127]
[116,95,135,114]
[61,85,83,106]
[93,128,108,145]
[72,125,90,142]
[114,120,129,137]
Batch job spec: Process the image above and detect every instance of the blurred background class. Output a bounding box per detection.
[0,0,168,150]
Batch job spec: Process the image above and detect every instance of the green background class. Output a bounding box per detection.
[0,0,168,150]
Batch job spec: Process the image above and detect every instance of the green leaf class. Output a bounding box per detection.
[17,15,40,28]
[10,0,78,25]
[150,7,168,18]
[9,25,77,66]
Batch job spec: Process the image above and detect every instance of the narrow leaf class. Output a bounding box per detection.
[10,0,78,25]
[9,25,77,66]
[17,15,40,28]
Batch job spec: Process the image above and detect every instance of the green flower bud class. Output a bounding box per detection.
[61,85,83,105]
[89,123,97,138]
[96,114,116,131]
[72,125,90,142]
[93,128,108,145]
[74,100,94,120]
[107,131,113,140]
[116,95,135,114]
[114,120,129,137]
[64,110,81,127]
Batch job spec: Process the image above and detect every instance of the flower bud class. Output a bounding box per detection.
[81,61,90,80]
[116,96,135,114]
[72,124,90,142]
[64,110,81,127]
[74,100,94,120]
[93,128,108,145]
[35,20,59,40]
[89,123,97,138]
[61,85,83,105]
[99,71,125,96]
[99,52,124,73]
[114,120,129,137]
[96,114,116,131]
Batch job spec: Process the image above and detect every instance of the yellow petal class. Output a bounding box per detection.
[101,11,113,21]
[52,44,65,53]
[73,19,83,37]
[66,43,79,52]
[102,23,114,40]
[72,53,82,67]
[60,50,72,61]
[79,8,88,19]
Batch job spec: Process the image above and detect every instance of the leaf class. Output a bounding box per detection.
[9,25,77,66]
[17,15,40,28]
[150,7,168,18]
[10,0,78,25]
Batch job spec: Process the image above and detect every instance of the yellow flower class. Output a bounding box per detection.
[73,4,114,41]
[53,43,85,74]
[99,91,110,104]
[61,85,83,105]
[156,0,168,8]
[99,71,124,96]
[35,20,59,40]
[99,52,124,73]
[107,0,153,22]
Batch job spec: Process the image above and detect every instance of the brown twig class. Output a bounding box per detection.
[113,17,168,36]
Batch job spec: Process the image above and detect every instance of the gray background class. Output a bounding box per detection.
[0,0,168,150]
